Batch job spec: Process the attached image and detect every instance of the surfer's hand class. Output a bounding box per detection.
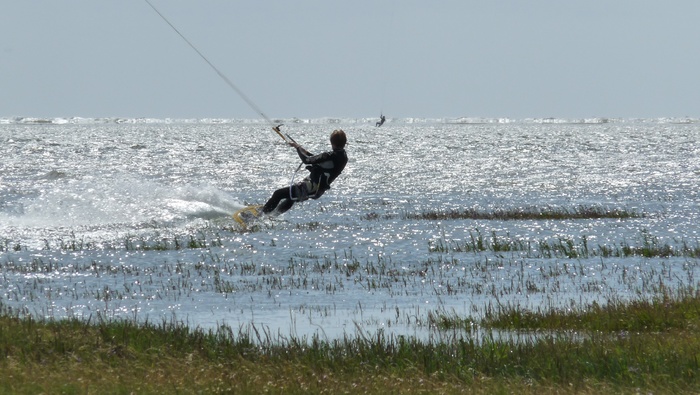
[288,142,300,149]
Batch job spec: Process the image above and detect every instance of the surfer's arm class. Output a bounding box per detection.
[300,151,334,166]
[295,146,315,162]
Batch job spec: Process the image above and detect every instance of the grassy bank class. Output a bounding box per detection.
[2,290,699,394]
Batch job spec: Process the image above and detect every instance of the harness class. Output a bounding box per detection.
[286,140,346,203]
[288,163,324,201]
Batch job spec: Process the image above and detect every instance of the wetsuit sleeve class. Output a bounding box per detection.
[296,146,313,162]
[298,150,333,165]
[297,147,334,165]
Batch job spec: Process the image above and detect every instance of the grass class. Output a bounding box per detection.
[0,205,644,253]
[1,230,697,307]
[2,203,698,393]
[428,228,700,258]
[1,231,224,252]
[363,205,640,222]
[481,289,700,332]
[2,290,699,394]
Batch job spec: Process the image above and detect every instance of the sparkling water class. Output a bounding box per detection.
[2,117,699,339]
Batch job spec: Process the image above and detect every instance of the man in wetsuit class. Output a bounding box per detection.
[262,129,348,215]
[376,114,386,127]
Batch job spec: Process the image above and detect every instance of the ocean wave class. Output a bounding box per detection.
[1,116,698,126]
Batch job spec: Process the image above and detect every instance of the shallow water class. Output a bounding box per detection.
[1,118,699,339]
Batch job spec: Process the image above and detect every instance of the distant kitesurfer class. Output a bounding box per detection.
[376,114,386,127]
[262,129,348,215]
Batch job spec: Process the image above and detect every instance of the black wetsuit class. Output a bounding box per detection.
[263,146,348,214]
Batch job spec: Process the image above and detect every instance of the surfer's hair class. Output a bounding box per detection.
[330,129,346,149]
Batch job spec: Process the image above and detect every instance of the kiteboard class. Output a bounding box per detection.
[232,205,264,229]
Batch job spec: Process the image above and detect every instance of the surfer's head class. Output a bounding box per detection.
[330,129,346,149]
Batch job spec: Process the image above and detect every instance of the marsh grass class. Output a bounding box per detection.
[364,205,640,222]
[2,290,700,394]
[2,231,224,252]
[120,232,224,251]
[429,228,700,258]
[0,239,23,252]
[481,287,700,332]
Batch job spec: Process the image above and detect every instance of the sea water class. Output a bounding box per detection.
[1,117,699,340]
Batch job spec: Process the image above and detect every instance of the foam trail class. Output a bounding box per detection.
[0,175,244,231]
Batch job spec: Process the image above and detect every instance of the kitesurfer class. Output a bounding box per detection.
[262,129,348,215]
[376,114,386,127]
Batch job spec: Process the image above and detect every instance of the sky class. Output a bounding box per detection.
[2,1,699,120]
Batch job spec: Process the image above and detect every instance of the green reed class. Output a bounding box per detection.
[430,228,700,259]
[364,205,640,222]
[480,286,700,332]
[0,238,23,252]
[2,288,699,394]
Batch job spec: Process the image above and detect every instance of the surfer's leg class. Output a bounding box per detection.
[275,198,295,214]
[263,181,309,215]
[274,181,311,214]
[267,189,298,215]
[263,187,289,214]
